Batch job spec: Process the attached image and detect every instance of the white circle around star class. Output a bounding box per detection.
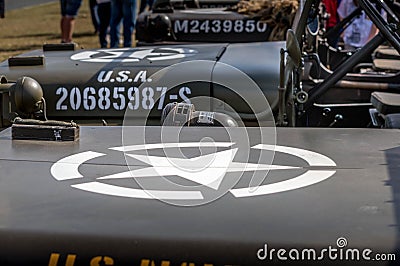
[50,142,336,201]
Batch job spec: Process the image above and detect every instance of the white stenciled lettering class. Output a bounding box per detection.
[211,20,221,33]
[98,87,111,110]
[116,71,130,83]
[223,20,232,33]
[97,70,148,84]
[190,20,200,33]
[156,87,167,110]
[179,86,191,103]
[142,87,155,110]
[128,87,140,110]
[245,20,255,33]
[55,86,192,111]
[83,87,96,110]
[257,21,268,32]
[56,87,68,111]
[174,20,188,33]
[199,20,210,33]
[134,70,147,83]
[174,19,267,34]
[97,71,113,83]
[113,87,126,110]
[234,20,244,33]
[70,87,82,110]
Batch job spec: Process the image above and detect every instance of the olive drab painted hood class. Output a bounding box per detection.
[0,42,284,123]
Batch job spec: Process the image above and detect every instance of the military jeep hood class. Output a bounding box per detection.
[0,42,283,124]
[0,126,399,265]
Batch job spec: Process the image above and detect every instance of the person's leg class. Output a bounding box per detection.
[60,0,67,42]
[61,17,65,42]
[148,0,154,10]
[98,2,111,48]
[139,0,147,13]
[61,16,71,42]
[63,0,82,43]
[0,0,5,18]
[122,0,136,47]
[110,0,122,48]
[64,16,75,43]
[89,0,99,33]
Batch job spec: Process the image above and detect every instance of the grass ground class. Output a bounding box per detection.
[0,0,100,62]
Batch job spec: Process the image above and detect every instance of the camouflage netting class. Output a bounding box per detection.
[228,0,299,41]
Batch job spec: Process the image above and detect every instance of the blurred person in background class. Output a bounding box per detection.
[139,0,154,13]
[0,0,4,18]
[89,0,100,34]
[60,0,82,43]
[337,0,379,50]
[322,0,339,47]
[109,0,137,47]
[97,0,111,48]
